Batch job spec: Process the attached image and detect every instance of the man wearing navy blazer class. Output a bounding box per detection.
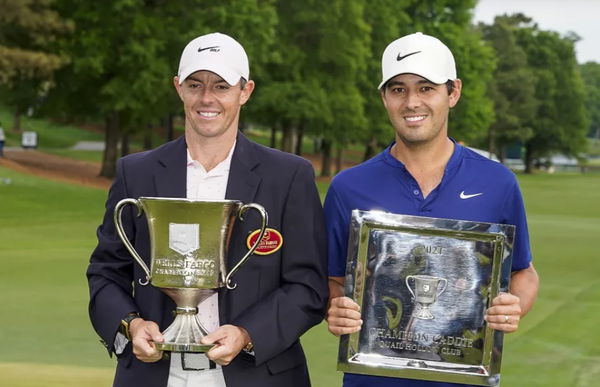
[87,32,328,387]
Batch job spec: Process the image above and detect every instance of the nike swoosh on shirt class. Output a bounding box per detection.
[460,191,483,199]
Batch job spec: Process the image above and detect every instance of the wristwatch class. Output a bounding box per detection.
[119,312,141,341]
[243,341,254,353]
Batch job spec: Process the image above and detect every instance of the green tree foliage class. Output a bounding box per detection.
[0,0,73,130]
[580,62,600,138]
[515,23,588,172]
[0,0,72,84]
[316,0,370,175]
[243,0,328,149]
[5,0,496,177]
[479,14,537,160]
[45,0,276,178]
[359,0,413,160]
[360,0,495,157]
[14,0,592,179]
[250,0,369,176]
[408,0,496,144]
[45,0,179,177]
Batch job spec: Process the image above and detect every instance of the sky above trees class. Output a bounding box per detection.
[474,0,600,63]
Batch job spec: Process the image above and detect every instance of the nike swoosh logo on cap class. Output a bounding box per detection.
[460,191,483,199]
[397,51,421,61]
[198,46,220,53]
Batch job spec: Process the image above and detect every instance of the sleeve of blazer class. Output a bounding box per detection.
[87,158,138,355]
[232,160,328,365]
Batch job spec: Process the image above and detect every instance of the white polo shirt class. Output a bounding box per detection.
[167,142,237,387]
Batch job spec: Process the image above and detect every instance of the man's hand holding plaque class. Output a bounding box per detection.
[484,292,522,333]
[327,295,363,336]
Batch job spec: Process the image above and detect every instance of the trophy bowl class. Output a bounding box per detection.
[114,197,267,352]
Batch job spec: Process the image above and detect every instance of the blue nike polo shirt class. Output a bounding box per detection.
[324,141,532,387]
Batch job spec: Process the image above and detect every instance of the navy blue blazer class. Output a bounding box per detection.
[87,132,328,387]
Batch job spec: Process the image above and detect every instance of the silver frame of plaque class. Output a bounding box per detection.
[337,210,515,386]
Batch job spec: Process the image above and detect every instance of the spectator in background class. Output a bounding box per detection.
[0,122,6,157]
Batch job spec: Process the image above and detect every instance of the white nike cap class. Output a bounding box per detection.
[379,32,456,89]
[177,32,249,86]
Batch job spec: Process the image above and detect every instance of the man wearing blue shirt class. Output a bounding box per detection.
[324,32,539,387]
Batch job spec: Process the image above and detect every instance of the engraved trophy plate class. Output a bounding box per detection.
[114,197,268,353]
[337,210,515,386]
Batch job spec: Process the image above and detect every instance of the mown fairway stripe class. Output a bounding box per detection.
[0,363,113,387]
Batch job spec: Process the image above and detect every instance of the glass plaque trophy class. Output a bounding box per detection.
[337,210,515,386]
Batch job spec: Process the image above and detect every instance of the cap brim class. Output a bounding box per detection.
[179,62,242,86]
[378,71,449,89]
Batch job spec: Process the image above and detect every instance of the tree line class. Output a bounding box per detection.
[1,0,599,177]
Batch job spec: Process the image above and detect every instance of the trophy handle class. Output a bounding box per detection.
[225,203,268,290]
[437,278,448,297]
[405,275,416,300]
[113,198,152,286]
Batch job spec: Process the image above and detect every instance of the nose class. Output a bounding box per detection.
[199,87,215,105]
[406,90,422,110]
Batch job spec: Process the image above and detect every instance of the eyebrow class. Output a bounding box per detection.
[185,76,202,83]
[185,76,228,84]
[387,79,435,88]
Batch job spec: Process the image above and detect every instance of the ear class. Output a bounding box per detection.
[448,79,462,108]
[173,76,184,101]
[380,89,389,110]
[239,80,255,105]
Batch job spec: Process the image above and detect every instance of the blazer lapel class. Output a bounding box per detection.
[225,132,261,203]
[220,132,261,322]
[153,136,187,198]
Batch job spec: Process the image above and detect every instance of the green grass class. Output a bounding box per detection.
[0,167,114,374]
[0,363,113,387]
[0,104,179,160]
[0,106,104,149]
[0,166,599,386]
[587,159,600,166]
[43,149,104,163]
[495,173,600,386]
[245,127,367,165]
[245,127,319,156]
[587,137,600,157]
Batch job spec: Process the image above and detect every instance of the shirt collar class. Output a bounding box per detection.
[186,140,237,176]
[382,137,463,173]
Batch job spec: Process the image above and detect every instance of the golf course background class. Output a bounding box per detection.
[1,152,599,386]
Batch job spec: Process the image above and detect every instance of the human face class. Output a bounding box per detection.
[173,71,254,141]
[381,73,461,147]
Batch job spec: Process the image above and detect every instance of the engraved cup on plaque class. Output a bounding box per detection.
[338,210,515,386]
[114,197,267,352]
[405,275,447,320]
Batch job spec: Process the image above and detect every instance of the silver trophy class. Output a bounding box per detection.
[405,275,448,320]
[114,197,267,352]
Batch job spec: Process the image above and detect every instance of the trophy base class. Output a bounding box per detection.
[156,303,213,353]
[155,342,215,353]
[414,306,434,320]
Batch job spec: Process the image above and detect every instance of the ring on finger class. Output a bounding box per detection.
[504,315,510,323]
